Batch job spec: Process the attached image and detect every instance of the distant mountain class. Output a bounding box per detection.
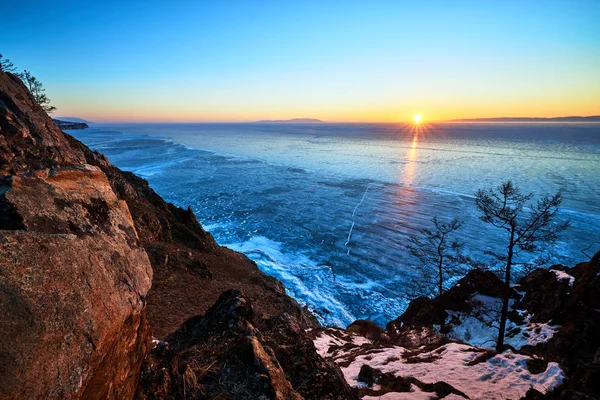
[54,116,94,124]
[255,118,324,123]
[452,116,600,122]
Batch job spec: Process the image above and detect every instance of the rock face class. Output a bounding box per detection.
[0,73,86,175]
[0,71,153,398]
[139,290,357,400]
[356,364,468,399]
[521,253,600,398]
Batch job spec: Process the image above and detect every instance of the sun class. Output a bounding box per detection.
[413,114,423,124]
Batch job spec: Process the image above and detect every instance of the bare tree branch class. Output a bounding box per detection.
[406,216,468,298]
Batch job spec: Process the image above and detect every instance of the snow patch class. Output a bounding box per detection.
[314,330,565,399]
[313,328,373,358]
[551,269,575,288]
[362,386,441,400]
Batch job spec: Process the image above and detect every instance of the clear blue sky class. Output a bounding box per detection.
[2,1,599,121]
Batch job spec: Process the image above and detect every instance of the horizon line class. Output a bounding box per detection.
[58,115,600,125]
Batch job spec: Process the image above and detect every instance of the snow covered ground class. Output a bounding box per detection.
[443,294,559,350]
[313,329,565,399]
[362,390,466,400]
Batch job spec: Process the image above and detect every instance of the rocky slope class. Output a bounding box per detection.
[313,254,600,399]
[139,290,357,399]
[1,70,152,398]
[0,69,353,399]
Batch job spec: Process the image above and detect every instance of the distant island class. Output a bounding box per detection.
[255,118,323,123]
[53,118,89,130]
[451,116,600,122]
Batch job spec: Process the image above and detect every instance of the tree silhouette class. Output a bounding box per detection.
[407,216,466,298]
[0,54,21,75]
[21,70,56,113]
[475,180,568,352]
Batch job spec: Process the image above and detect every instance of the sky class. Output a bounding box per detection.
[2,1,599,122]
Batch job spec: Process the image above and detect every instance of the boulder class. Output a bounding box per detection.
[139,290,357,400]
[538,252,600,397]
[517,267,573,323]
[347,319,387,341]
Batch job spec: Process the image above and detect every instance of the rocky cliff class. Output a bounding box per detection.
[0,69,353,399]
[1,71,152,398]
[139,290,357,399]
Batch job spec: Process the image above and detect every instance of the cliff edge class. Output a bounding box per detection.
[0,70,353,399]
[0,71,153,398]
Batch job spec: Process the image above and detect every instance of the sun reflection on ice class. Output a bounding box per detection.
[403,119,428,187]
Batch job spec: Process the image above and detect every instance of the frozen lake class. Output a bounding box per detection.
[69,122,600,327]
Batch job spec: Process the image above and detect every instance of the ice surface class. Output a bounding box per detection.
[68,122,600,328]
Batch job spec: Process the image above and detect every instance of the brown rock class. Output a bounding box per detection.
[139,290,356,400]
[261,314,358,400]
[0,175,153,398]
[0,70,152,399]
[347,319,387,342]
[0,72,85,175]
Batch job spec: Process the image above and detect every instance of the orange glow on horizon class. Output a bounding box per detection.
[54,92,600,124]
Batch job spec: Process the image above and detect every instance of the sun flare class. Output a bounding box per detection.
[414,114,423,124]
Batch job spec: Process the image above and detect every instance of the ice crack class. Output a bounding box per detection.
[344,183,373,255]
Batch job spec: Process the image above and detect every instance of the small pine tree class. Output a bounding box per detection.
[0,54,18,73]
[21,70,56,113]
[475,180,568,352]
